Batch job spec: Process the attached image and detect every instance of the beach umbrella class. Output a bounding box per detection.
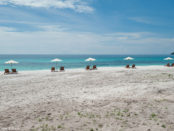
[51,58,62,69]
[85,58,96,66]
[164,57,173,60]
[5,60,19,68]
[124,57,134,60]
[85,58,96,62]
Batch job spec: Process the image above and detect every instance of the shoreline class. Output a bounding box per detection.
[1,65,172,73]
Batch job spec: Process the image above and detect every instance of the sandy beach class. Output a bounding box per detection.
[0,66,174,131]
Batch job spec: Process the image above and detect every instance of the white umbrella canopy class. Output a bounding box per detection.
[164,57,173,60]
[85,58,96,62]
[124,57,134,60]
[5,60,19,68]
[51,58,62,62]
[5,60,19,64]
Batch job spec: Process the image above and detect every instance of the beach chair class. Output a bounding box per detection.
[93,65,97,70]
[125,64,130,68]
[166,63,170,67]
[132,64,136,69]
[60,66,65,71]
[4,69,10,75]
[51,67,55,72]
[172,63,174,67]
[12,69,18,74]
[86,65,90,70]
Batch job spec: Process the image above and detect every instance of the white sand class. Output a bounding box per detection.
[0,66,174,131]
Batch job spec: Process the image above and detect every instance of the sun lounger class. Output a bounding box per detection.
[166,63,170,67]
[132,64,136,69]
[172,63,174,67]
[51,67,55,72]
[4,69,10,75]
[86,65,90,70]
[12,69,18,74]
[93,65,97,70]
[60,66,65,71]
[125,64,130,68]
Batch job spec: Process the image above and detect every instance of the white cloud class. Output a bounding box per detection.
[0,26,174,54]
[38,25,67,32]
[0,0,93,13]
[0,26,16,32]
[129,17,153,24]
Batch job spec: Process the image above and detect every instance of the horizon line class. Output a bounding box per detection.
[0,53,172,55]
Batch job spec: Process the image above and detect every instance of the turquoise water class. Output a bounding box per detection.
[0,54,174,71]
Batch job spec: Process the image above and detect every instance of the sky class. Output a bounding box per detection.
[0,0,174,54]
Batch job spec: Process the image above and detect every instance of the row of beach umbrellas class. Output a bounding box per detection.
[3,57,174,68]
[51,58,96,63]
[124,57,174,61]
[52,57,174,61]
[51,58,97,69]
[2,58,97,68]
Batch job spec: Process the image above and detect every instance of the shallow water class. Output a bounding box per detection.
[0,54,173,71]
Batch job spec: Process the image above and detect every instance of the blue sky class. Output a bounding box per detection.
[0,0,174,54]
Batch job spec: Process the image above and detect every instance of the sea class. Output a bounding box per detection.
[0,54,173,71]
